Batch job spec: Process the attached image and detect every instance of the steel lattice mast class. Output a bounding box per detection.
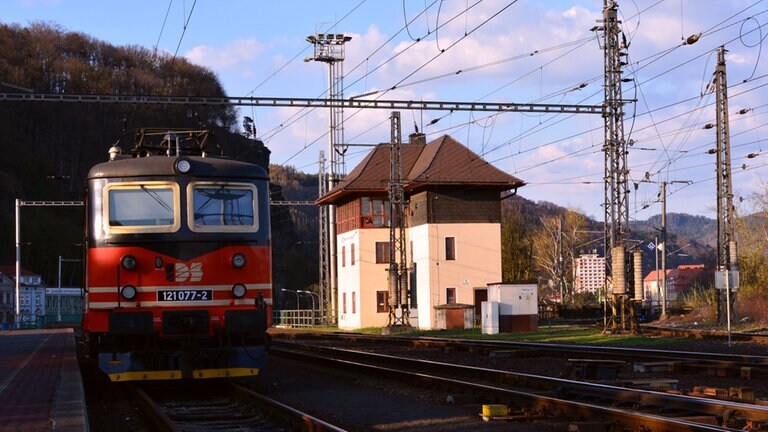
[387,112,409,326]
[713,45,739,325]
[318,150,329,324]
[598,0,632,331]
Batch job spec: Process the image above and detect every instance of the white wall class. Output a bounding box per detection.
[411,222,502,329]
[337,221,502,331]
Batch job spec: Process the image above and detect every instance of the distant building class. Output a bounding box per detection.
[0,265,47,326]
[317,134,524,330]
[573,253,606,296]
[643,264,705,308]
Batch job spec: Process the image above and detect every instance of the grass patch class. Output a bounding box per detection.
[359,325,718,350]
[272,324,732,351]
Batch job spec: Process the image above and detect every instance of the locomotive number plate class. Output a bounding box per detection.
[158,289,213,302]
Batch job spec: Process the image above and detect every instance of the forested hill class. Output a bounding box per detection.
[633,213,718,249]
[0,22,270,283]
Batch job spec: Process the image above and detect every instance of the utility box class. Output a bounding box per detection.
[481,301,499,335]
[487,283,538,332]
[434,303,474,330]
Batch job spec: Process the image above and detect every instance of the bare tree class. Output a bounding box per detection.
[532,210,586,304]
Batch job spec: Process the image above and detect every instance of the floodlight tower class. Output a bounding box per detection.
[306,33,352,325]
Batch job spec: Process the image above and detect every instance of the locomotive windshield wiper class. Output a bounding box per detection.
[140,185,173,214]
[195,185,226,215]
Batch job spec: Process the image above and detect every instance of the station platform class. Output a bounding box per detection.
[0,328,88,432]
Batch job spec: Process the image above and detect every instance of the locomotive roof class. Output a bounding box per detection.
[87,155,269,180]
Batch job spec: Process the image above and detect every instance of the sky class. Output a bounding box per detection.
[3,0,768,222]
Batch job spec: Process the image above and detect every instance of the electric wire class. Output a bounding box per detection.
[249,1,768,219]
[154,0,174,52]
[171,0,197,60]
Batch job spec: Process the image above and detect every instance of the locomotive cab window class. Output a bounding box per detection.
[104,182,181,233]
[188,182,258,232]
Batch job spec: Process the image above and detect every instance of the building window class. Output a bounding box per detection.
[375,242,391,264]
[361,197,390,228]
[342,292,347,314]
[445,237,456,261]
[446,287,456,304]
[341,245,346,267]
[352,291,356,314]
[337,200,361,233]
[351,243,356,266]
[376,291,389,313]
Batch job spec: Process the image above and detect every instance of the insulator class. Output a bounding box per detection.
[729,241,738,267]
[633,251,644,300]
[399,271,408,305]
[684,33,701,45]
[388,268,398,306]
[611,246,627,295]
[108,145,121,161]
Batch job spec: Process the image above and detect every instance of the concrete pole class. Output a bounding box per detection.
[57,256,62,322]
[15,199,21,329]
[661,181,667,318]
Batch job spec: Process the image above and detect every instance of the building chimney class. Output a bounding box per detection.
[408,132,426,145]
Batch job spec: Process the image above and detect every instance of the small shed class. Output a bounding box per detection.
[434,303,474,330]
[487,283,538,332]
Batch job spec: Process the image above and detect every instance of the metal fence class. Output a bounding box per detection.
[273,309,323,327]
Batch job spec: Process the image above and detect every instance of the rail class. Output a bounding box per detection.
[271,340,768,430]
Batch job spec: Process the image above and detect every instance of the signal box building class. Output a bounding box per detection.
[317,134,524,330]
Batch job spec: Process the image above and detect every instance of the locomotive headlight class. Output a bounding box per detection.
[232,283,247,298]
[121,254,137,271]
[231,253,247,269]
[175,158,191,174]
[121,284,137,301]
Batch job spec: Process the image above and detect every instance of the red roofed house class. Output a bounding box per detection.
[643,264,705,309]
[317,134,525,330]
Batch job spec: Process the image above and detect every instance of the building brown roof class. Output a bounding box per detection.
[317,134,524,204]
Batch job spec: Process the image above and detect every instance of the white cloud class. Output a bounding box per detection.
[185,38,264,71]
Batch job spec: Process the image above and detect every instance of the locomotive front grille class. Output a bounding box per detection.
[162,310,209,335]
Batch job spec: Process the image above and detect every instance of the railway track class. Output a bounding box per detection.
[642,325,768,344]
[129,381,347,432]
[273,331,768,375]
[270,338,768,431]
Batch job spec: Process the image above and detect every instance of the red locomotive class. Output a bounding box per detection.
[82,129,272,381]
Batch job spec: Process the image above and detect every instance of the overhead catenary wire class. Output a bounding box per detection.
[154,0,174,53]
[215,1,768,220]
[276,0,520,165]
